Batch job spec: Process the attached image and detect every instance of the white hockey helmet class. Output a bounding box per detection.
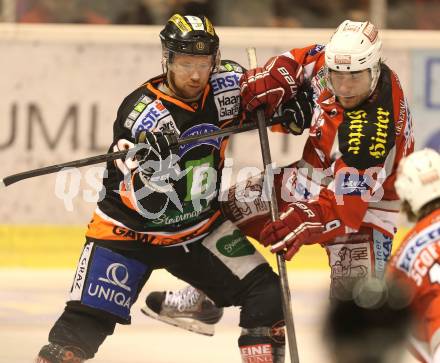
[325,20,382,97]
[395,148,440,214]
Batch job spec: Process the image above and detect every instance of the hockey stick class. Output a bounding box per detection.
[246,47,300,363]
[0,117,285,188]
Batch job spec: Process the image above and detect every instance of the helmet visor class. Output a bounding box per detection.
[327,68,372,98]
[167,52,214,76]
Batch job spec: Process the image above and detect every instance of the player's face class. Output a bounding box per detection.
[168,54,213,99]
[328,69,372,109]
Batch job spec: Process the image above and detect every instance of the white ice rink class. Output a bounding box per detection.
[0,268,418,363]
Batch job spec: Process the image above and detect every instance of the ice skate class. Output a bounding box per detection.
[141,286,223,336]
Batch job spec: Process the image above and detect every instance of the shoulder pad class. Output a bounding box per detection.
[218,60,244,74]
[338,104,396,169]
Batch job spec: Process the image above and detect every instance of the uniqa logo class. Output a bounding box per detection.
[87,284,132,308]
[369,107,390,159]
[86,263,133,309]
[98,263,132,292]
[346,110,368,155]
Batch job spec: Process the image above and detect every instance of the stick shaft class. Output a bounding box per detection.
[1,118,283,187]
[246,46,300,363]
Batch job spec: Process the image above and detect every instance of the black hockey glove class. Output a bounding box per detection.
[134,130,179,163]
[280,87,314,135]
[131,130,181,217]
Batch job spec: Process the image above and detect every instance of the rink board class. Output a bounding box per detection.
[0,225,410,269]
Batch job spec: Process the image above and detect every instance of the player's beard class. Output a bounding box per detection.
[337,91,370,110]
[167,70,204,102]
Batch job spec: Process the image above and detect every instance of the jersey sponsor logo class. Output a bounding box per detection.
[217,94,240,107]
[135,96,153,112]
[308,44,325,56]
[150,208,203,226]
[98,263,132,291]
[216,230,255,257]
[124,119,135,129]
[403,102,414,154]
[329,243,370,297]
[70,242,93,301]
[155,117,179,134]
[283,166,326,202]
[214,90,240,120]
[221,179,269,223]
[222,62,243,73]
[373,230,393,277]
[184,154,218,210]
[81,246,148,320]
[124,96,153,130]
[312,67,328,95]
[240,344,273,363]
[396,99,406,135]
[340,104,395,169]
[397,222,440,274]
[132,100,172,136]
[335,173,370,196]
[129,109,141,120]
[410,243,439,286]
[309,109,325,139]
[210,72,240,94]
[203,221,266,279]
[112,226,154,243]
[179,123,222,156]
[369,107,390,159]
[346,109,368,155]
[288,173,313,201]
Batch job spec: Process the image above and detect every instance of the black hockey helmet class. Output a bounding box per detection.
[160,14,219,62]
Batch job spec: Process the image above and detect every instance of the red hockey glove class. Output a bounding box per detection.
[259,201,324,260]
[240,55,302,117]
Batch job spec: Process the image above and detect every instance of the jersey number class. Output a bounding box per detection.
[184,154,216,205]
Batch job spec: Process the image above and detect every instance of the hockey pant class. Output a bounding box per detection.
[220,167,394,299]
[45,220,285,361]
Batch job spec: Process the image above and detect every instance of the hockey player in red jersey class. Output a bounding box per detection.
[35,14,286,363]
[388,148,440,363]
[238,19,414,298]
[143,19,415,332]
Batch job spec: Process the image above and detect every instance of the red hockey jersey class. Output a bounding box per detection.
[273,44,414,243]
[388,209,440,362]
